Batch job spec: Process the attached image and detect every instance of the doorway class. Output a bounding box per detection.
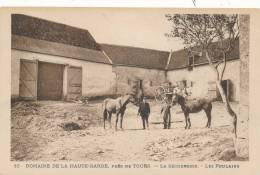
[37,62,64,100]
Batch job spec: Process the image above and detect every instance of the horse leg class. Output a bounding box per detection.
[109,113,112,129]
[184,113,188,129]
[115,113,119,130]
[186,113,191,129]
[120,111,125,130]
[207,108,212,128]
[103,114,106,129]
[205,110,209,128]
[187,116,191,129]
[204,108,211,128]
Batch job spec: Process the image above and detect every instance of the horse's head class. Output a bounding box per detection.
[172,87,185,105]
[123,93,136,105]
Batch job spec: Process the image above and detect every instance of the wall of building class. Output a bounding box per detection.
[112,66,166,97]
[11,49,116,99]
[239,15,249,113]
[166,60,240,101]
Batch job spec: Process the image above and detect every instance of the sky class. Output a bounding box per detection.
[18,8,185,51]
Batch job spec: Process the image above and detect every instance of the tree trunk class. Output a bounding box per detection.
[215,80,237,138]
[205,50,238,138]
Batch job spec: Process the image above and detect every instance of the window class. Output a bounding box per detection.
[182,80,187,87]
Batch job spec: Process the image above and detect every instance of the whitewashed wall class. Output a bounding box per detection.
[11,49,116,98]
[166,60,240,101]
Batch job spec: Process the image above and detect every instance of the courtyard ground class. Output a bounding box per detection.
[11,100,248,161]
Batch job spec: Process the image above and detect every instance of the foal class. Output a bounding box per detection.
[175,94,212,129]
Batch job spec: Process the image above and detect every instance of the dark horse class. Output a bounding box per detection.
[174,93,212,129]
[102,94,135,130]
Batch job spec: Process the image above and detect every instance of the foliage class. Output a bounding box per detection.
[165,14,238,49]
[165,14,239,81]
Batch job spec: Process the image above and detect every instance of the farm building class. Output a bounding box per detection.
[11,14,243,102]
[11,14,117,101]
[101,44,169,96]
[166,39,240,102]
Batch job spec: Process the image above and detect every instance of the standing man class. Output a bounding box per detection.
[161,103,172,129]
[137,97,150,130]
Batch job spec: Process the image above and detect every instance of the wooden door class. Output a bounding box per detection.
[37,62,64,100]
[19,59,38,100]
[217,79,231,101]
[208,81,217,100]
[67,66,82,100]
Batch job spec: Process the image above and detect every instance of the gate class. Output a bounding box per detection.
[19,59,38,100]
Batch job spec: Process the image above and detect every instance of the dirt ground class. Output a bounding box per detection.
[11,100,249,161]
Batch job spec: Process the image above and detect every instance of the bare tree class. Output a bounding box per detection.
[165,14,239,138]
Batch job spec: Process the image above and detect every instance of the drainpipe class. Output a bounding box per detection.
[165,49,173,81]
[102,50,113,64]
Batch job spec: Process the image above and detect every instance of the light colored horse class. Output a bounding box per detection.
[102,94,135,130]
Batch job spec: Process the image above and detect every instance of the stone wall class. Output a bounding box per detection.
[112,66,166,97]
[236,14,250,158]
[239,15,250,112]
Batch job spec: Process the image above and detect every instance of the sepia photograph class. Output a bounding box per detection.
[9,9,249,162]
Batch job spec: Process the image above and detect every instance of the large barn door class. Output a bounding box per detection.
[19,59,38,100]
[37,62,64,100]
[67,66,82,100]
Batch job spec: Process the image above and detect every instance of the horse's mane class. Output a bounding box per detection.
[119,94,133,106]
[176,93,186,105]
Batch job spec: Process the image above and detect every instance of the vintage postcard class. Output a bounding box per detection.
[0,7,259,175]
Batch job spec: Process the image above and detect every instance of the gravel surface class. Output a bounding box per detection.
[11,100,248,161]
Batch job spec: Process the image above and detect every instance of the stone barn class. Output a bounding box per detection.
[11,14,116,101]
[101,44,170,97]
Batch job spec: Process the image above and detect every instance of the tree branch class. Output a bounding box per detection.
[205,50,220,80]
[220,52,227,81]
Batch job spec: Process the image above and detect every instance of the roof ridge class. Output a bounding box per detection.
[100,43,170,53]
[12,14,91,33]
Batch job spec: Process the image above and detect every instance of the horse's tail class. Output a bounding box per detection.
[103,108,108,120]
[102,99,108,121]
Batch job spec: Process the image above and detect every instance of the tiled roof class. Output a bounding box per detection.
[101,44,170,70]
[12,35,110,64]
[12,14,101,50]
[167,39,240,70]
